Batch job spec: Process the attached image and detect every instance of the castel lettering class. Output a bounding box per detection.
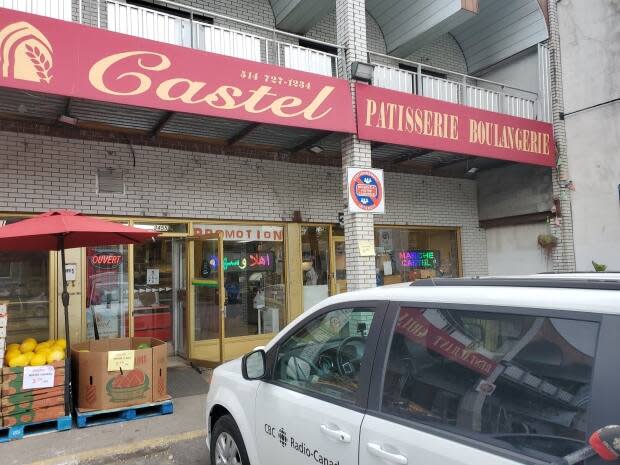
[89,51,335,121]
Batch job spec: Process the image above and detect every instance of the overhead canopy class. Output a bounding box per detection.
[273,0,549,74]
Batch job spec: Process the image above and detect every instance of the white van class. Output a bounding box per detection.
[206,275,620,465]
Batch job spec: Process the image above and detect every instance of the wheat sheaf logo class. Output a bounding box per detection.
[0,21,53,83]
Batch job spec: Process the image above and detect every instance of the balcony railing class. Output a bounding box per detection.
[0,0,72,21]
[102,0,342,78]
[369,51,545,122]
[0,0,342,78]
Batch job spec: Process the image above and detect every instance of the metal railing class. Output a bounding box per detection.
[0,0,72,20]
[102,0,342,77]
[369,51,545,122]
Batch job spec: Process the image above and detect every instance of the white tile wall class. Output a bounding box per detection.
[0,130,487,276]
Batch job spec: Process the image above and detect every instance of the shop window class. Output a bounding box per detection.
[274,307,375,402]
[301,226,330,311]
[375,228,459,285]
[86,245,129,339]
[0,250,49,344]
[381,307,598,459]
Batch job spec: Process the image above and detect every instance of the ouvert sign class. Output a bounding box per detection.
[0,8,356,134]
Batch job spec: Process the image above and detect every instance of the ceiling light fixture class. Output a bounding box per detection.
[308,145,324,154]
[466,167,479,175]
[58,114,78,126]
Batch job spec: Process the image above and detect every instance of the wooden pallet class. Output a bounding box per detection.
[75,399,173,428]
[0,415,72,442]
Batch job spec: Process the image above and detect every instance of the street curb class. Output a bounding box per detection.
[22,429,207,465]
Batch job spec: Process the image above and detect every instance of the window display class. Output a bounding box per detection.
[375,227,459,285]
[301,226,330,311]
[0,250,49,344]
[222,238,286,337]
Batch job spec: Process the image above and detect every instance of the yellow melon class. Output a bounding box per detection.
[20,338,37,353]
[30,353,47,366]
[46,349,65,364]
[8,354,29,367]
[54,339,67,350]
[7,343,20,352]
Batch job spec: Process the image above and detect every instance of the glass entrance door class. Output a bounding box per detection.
[189,233,225,364]
[133,238,186,356]
[330,236,347,294]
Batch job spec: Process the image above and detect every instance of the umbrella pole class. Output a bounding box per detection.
[59,237,72,417]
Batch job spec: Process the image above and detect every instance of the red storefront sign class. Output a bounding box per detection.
[396,308,497,376]
[356,83,555,166]
[0,8,355,133]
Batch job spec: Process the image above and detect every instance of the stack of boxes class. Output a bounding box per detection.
[0,302,6,372]
[0,301,66,428]
[0,302,6,426]
[1,360,66,427]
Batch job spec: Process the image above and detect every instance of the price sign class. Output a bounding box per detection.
[107,350,135,371]
[23,366,55,389]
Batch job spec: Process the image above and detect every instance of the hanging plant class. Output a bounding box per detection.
[537,234,558,257]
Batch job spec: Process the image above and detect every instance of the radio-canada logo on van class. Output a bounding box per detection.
[348,168,385,213]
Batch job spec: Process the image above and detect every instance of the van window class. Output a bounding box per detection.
[274,308,375,403]
[381,307,599,459]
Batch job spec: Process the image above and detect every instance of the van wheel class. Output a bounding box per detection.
[211,415,250,465]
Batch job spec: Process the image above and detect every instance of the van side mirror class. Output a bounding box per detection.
[242,349,266,380]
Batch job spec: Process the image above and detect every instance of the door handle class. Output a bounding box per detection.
[320,424,351,443]
[367,443,408,464]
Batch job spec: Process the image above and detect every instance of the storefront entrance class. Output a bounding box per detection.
[188,224,287,365]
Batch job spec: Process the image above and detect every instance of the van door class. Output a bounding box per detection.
[255,303,386,465]
[360,303,600,465]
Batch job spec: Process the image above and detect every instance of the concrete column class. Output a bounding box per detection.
[336,0,376,290]
[547,0,576,272]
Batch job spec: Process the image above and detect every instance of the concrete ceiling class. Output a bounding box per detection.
[272,0,548,74]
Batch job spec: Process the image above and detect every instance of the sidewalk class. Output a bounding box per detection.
[3,365,211,465]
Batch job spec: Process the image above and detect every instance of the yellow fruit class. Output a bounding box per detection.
[7,343,20,352]
[23,352,35,363]
[30,353,47,366]
[5,349,21,362]
[8,354,29,367]
[46,349,65,364]
[20,339,37,353]
[35,342,52,352]
[54,339,67,350]
[50,344,65,353]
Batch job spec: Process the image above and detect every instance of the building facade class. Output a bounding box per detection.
[555,0,620,272]
[0,0,557,364]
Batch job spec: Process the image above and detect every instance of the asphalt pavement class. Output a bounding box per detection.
[82,435,208,465]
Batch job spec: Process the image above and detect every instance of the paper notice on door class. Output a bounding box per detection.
[383,260,393,276]
[23,365,56,389]
[146,268,160,285]
[108,350,135,372]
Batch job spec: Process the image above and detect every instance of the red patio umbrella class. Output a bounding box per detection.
[0,210,159,414]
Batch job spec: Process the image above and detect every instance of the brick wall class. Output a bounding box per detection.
[0,130,487,276]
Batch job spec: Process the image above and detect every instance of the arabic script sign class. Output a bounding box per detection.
[0,8,355,133]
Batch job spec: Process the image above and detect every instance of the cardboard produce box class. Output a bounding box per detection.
[1,386,65,408]
[2,404,65,427]
[72,337,168,411]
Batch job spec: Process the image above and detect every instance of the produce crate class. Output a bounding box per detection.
[1,361,66,430]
